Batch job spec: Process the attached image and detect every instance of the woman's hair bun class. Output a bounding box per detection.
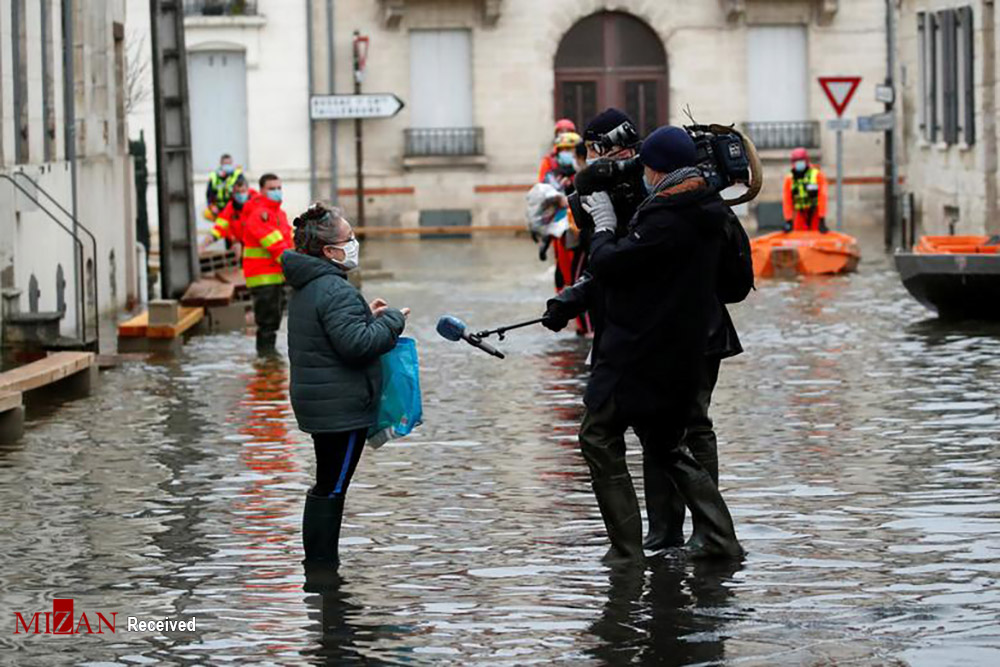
[293,202,330,228]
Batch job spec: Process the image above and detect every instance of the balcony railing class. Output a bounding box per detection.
[742,121,820,150]
[404,128,484,157]
[183,0,258,16]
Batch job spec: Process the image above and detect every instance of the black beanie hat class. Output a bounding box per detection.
[639,125,698,173]
[583,108,636,143]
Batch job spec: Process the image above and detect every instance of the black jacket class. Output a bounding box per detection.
[551,193,742,364]
[283,251,406,433]
[581,179,733,422]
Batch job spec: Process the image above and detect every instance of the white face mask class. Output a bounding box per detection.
[331,238,360,270]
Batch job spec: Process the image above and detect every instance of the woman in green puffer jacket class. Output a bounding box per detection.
[283,203,408,570]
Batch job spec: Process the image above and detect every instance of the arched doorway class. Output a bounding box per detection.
[554,12,668,137]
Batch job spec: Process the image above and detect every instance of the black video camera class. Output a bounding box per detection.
[685,124,752,194]
[575,119,645,199]
[590,121,642,157]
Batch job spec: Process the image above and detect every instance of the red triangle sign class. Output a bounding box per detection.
[819,76,862,117]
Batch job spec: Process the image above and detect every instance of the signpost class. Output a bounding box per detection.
[819,76,862,231]
[309,94,405,120]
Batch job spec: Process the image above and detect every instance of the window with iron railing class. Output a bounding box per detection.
[404,128,484,157]
[184,0,258,16]
[742,121,820,150]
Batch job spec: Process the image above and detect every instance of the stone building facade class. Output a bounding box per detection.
[895,0,999,236]
[312,0,893,230]
[0,0,136,346]
[132,0,895,236]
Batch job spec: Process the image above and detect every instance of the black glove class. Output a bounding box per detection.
[818,217,829,234]
[783,220,793,233]
[541,301,570,332]
[538,237,552,262]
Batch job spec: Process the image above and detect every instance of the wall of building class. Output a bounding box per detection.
[318,0,890,229]
[126,0,895,248]
[0,0,135,343]
[896,0,999,236]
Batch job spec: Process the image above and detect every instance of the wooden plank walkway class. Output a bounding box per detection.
[0,352,95,394]
[147,307,204,339]
[181,279,236,307]
[118,311,149,338]
[0,390,23,413]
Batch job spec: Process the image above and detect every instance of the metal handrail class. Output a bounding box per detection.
[0,174,90,347]
[12,171,100,349]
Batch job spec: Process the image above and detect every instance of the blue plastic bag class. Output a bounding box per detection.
[367,337,423,449]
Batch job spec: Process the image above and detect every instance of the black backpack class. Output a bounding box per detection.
[717,211,755,304]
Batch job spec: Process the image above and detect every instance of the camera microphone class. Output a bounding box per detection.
[436,316,506,359]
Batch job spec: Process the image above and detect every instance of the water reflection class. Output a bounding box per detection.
[586,558,743,665]
[1,233,999,664]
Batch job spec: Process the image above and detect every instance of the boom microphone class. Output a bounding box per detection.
[436,316,506,359]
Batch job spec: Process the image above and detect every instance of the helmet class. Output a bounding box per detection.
[790,147,810,162]
[554,131,582,149]
[555,118,577,134]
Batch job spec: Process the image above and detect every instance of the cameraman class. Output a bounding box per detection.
[558,125,743,562]
[543,110,645,335]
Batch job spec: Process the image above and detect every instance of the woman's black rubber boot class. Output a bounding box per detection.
[302,491,345,567]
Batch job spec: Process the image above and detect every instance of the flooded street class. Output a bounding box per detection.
[2,230,999,665]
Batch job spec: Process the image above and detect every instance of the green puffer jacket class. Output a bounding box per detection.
[283,250,406,433]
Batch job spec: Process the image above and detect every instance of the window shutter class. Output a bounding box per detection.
[917,13,928,139]
[929,13,939,142]
[960,6,975,145]
[940,9,959,145]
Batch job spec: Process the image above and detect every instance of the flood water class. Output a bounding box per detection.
[1,230,999,665]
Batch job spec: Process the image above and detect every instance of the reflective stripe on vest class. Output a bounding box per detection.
[246,272,285,288]
[259,229,284,248]
[792,168,820,211]
[210,168,242,204]
[244,247,272,259]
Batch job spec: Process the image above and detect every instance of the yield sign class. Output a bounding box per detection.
[818,77,862,117]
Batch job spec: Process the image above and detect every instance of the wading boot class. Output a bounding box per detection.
[642,457,685,551]
[302,491,345,567]
[663,450,744,560]
[592,477,645,564]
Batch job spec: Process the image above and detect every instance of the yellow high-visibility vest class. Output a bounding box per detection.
[792,168,820,211]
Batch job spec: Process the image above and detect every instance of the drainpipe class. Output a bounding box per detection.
[307,0,316,201]
[327,0,338,204]
[62,0,82,341]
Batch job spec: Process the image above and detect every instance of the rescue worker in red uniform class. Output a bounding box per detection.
[242,173,293,356]
[537,118,578,183]
[782,147,829,233]
[198,176,260,251]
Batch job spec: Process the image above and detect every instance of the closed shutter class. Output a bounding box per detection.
[409,30,473,128]
[959,6,975,145]
[940,10,959,145]
[187,51,249,172]
[747,25,808,123]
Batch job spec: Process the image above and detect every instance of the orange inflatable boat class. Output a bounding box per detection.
[751,230,861,278]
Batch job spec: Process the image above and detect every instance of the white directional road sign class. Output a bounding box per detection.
[857,112,895,133]
[310,93,405,120]
[827,118,852,131]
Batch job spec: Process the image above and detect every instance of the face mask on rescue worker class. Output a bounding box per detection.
[557,150,575,167]
[793,160,808,174]
[221,163,234,175]
[266,188,283,203]
[329,238,360,271]
[234,191,249,206]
